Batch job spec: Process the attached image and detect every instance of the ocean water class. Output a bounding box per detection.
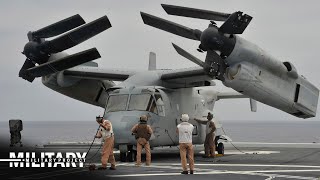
[0,120,319,146]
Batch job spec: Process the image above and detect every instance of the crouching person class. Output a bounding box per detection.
[177,114,194,175]
[95,116,116,170]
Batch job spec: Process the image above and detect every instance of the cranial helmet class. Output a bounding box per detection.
[140,115,148,121]
[181,114,189,122]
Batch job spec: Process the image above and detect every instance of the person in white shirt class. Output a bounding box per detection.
[194,112,216,158]
[176,114,194,175]
[95,116,116,170]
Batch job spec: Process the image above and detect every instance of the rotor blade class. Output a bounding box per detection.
[26,48,101,77]
[172,43,205,67]
[219,11,252,34]
[19,59,36,82]
[141,12,202,41]
[32,14,86,39]
[43,15,112,53]
[162,4,230,21]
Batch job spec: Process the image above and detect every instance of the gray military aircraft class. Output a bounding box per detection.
[18,4,319,162]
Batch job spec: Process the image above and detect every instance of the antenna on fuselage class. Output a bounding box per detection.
[148,52,156,70]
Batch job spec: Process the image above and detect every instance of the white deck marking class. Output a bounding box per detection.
[171,163,320,168]
[107,169,320,179]
[265,176,275,180]
[199,150,280,155]
[108,163,320,179]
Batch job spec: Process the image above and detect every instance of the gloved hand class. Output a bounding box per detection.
[95,135,101,138]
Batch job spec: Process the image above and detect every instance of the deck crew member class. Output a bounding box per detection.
[194,112,216,158]
[177,114,194,174]
[131,115,153,166]
[95,116,116,170]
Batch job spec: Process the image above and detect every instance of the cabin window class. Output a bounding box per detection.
[106,95,128,112]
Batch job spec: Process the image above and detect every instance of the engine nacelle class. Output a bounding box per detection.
[223,63,319,118]
[223,63,256,91]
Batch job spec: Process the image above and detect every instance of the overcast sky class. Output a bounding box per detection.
[0,0,319,122]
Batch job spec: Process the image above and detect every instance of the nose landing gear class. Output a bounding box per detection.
[217,142,224,155]
[215,135,227,155]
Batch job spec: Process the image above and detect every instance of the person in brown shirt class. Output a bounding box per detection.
[131,115,153,166]
[194,112,216,158]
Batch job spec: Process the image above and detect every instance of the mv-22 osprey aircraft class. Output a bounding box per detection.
[19,4,319,162]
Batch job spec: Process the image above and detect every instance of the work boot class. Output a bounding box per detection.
[181,171,188,174]
[97,166,107,170]
[190,170,194,174]
[202,155,210,158]
[98,164,107,170]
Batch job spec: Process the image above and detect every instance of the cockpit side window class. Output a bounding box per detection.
[149,98,157,114]
[106,95,128,112]
[155,93,165,116]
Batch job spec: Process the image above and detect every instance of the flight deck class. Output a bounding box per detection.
[1,142,320,180]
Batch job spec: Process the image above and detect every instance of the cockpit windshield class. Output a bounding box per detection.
[106,95,128,112]
[128,94,157,114]
[105,92,163,115]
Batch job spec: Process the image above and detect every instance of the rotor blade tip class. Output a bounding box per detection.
[140,12,148,17]
[101,15,112,27]
[172,43,178,48]
[161,4,168,7]
[140,12,149,23]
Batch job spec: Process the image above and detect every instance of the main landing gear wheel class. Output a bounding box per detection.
[217,142,224,155]
[120,152,127,162]
[119,145,137,162]
[127,150,136,162]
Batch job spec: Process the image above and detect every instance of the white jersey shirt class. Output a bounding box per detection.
[177,122,194,143]
[100,119,113,141]
[206,119,215,135]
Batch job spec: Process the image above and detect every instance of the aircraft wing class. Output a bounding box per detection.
[160,67,213,86]
[64,66,137,81]
[216,92,257,112]
[216,92,248,100]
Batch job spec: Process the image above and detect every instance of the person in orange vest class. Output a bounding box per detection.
[95,116,116,170]
[177,114,194,174]
[131,115,153,166]
[194,112,216,158]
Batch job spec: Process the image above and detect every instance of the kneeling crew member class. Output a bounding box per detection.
[95,116,116,170]
[131,115,153,166]
[177,114,194,174]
